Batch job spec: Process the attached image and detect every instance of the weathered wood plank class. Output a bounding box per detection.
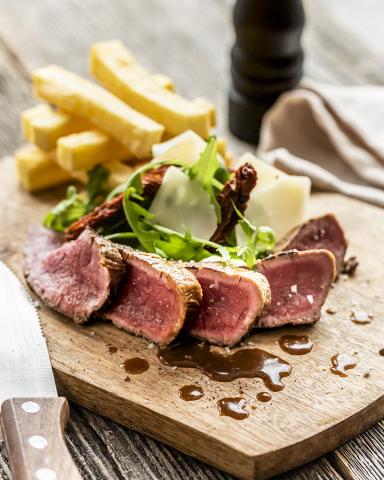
[328,419,384,480]
[0,1,383,479]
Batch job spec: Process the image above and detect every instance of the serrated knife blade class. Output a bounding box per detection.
[0,260,81,479]
[0,261,57,405]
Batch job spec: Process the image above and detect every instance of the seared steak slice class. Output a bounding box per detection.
[210,163,257,244]
[104,247,202,345]
[185,263,270,346]
[256,250,336,328]
[64,165,169,241]
[278,214,348,274]
[25,227,124,323]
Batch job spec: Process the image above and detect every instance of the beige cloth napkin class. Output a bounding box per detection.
[258,80,384,208]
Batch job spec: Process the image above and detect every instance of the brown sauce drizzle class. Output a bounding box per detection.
[217,397,249,420]
[350,310,373,325]
[257,392,272,402]
[120,357,149,374]
[179,385,204,401]
[279,335,313,355]
[158,340,291,391]
[107,344,118,354]
[330,354,357,377]
[379,348,384,356]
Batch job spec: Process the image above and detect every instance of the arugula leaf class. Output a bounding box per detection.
[104,232,138,245]
[234,205,276,267]
[123,186,160,252]
[86,164,110,212]
[43,186,86,232]
[107,158,189,200]
[43,164,110,232]
[188,136,222,222]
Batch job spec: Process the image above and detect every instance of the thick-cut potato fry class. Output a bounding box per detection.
[57,130,131,172]
[90,40,211,137]
[33,65,164,158]
[15,144,71,192]
[21,104,90,151]
[152,73,174,92]
[193,97,217,127]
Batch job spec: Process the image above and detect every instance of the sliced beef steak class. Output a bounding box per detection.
[25,227,124,323]
[104,248,202,345]
[185,263,270,346]
[256,250,336,328]
[278,214,347,274]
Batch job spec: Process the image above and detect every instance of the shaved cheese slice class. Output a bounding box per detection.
[239,152,287,188]
[236,153,311,241]
[149,166,217,240]
[152,130,224,165]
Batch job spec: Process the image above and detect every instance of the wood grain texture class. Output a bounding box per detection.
[1,397,82,480]
[0,157,383,479]
[0,1,384,479]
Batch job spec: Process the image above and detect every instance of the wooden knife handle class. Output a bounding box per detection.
[1,397,82,480]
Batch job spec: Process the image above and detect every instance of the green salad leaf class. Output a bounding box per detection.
[188,136,224,222]
[85,164,110,212]
[43,164,110,232]
[43,137,275,268]
[43,186,86,231]
[233,205,276,267]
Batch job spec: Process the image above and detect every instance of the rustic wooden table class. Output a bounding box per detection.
[0,1,383,478]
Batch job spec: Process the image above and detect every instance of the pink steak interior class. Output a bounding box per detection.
[40,231,110,320]
[188,268,262,345]
[258,252,334,326]
[105,258,183,344]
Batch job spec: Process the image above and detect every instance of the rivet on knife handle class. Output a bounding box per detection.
[1,397,82,480]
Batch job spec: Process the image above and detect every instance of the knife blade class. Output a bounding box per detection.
[0,261,82,480]
[0,261,57,404]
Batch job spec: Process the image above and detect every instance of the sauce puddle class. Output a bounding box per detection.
[279,335,313,355]
[330,354,357,377]
[217,397,249,420]
[120,357,149,374]
[179,385,204,401]
[158,341,291,391]
[257,392,272,402]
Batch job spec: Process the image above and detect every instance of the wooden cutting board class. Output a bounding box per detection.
[1,156,383,480]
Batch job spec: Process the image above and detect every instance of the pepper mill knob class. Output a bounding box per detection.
[228,0,305,144]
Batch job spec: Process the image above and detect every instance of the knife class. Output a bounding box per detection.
[0,261,82,480]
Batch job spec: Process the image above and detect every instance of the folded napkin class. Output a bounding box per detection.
[258,80,384,208]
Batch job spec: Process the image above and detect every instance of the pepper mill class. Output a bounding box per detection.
[229,0,305,144]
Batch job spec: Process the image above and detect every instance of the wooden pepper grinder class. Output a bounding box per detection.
[229,0,305,144]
